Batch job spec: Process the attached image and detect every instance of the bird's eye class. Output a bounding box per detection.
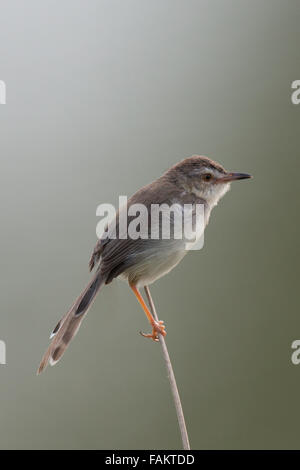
[203,173,212,181]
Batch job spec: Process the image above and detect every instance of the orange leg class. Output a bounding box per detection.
[130,284,166,342]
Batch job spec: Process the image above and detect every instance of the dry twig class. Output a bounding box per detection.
[144,285,190,450]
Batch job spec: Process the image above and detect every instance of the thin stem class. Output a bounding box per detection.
[144,286,190,450]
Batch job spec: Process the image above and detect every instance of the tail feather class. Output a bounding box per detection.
[37,272,104,374]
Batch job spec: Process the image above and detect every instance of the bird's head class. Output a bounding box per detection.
[169,155,252,208]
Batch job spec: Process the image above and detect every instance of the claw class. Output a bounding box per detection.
[140,320,167,342]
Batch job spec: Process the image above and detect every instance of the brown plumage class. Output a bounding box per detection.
[37,155,251,373]
[37,272,104,374]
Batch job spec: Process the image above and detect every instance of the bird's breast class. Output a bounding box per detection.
[118,240,187,287]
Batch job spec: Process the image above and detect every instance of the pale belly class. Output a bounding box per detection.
[118,245,187,287]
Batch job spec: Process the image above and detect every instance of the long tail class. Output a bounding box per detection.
[37,271,104,374]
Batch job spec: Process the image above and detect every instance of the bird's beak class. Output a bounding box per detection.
[216,172,252,183]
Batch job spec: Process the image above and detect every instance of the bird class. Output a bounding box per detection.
[37,155,252,374]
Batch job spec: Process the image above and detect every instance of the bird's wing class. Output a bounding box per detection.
[90,176,186,283]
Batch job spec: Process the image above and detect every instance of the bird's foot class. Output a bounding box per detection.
[140,320,166,342]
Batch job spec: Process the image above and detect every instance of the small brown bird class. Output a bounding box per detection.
[38,155,251,373]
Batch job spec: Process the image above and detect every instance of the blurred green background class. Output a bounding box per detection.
[0,0,299,449]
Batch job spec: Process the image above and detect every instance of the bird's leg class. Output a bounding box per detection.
[129,284,166,341]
